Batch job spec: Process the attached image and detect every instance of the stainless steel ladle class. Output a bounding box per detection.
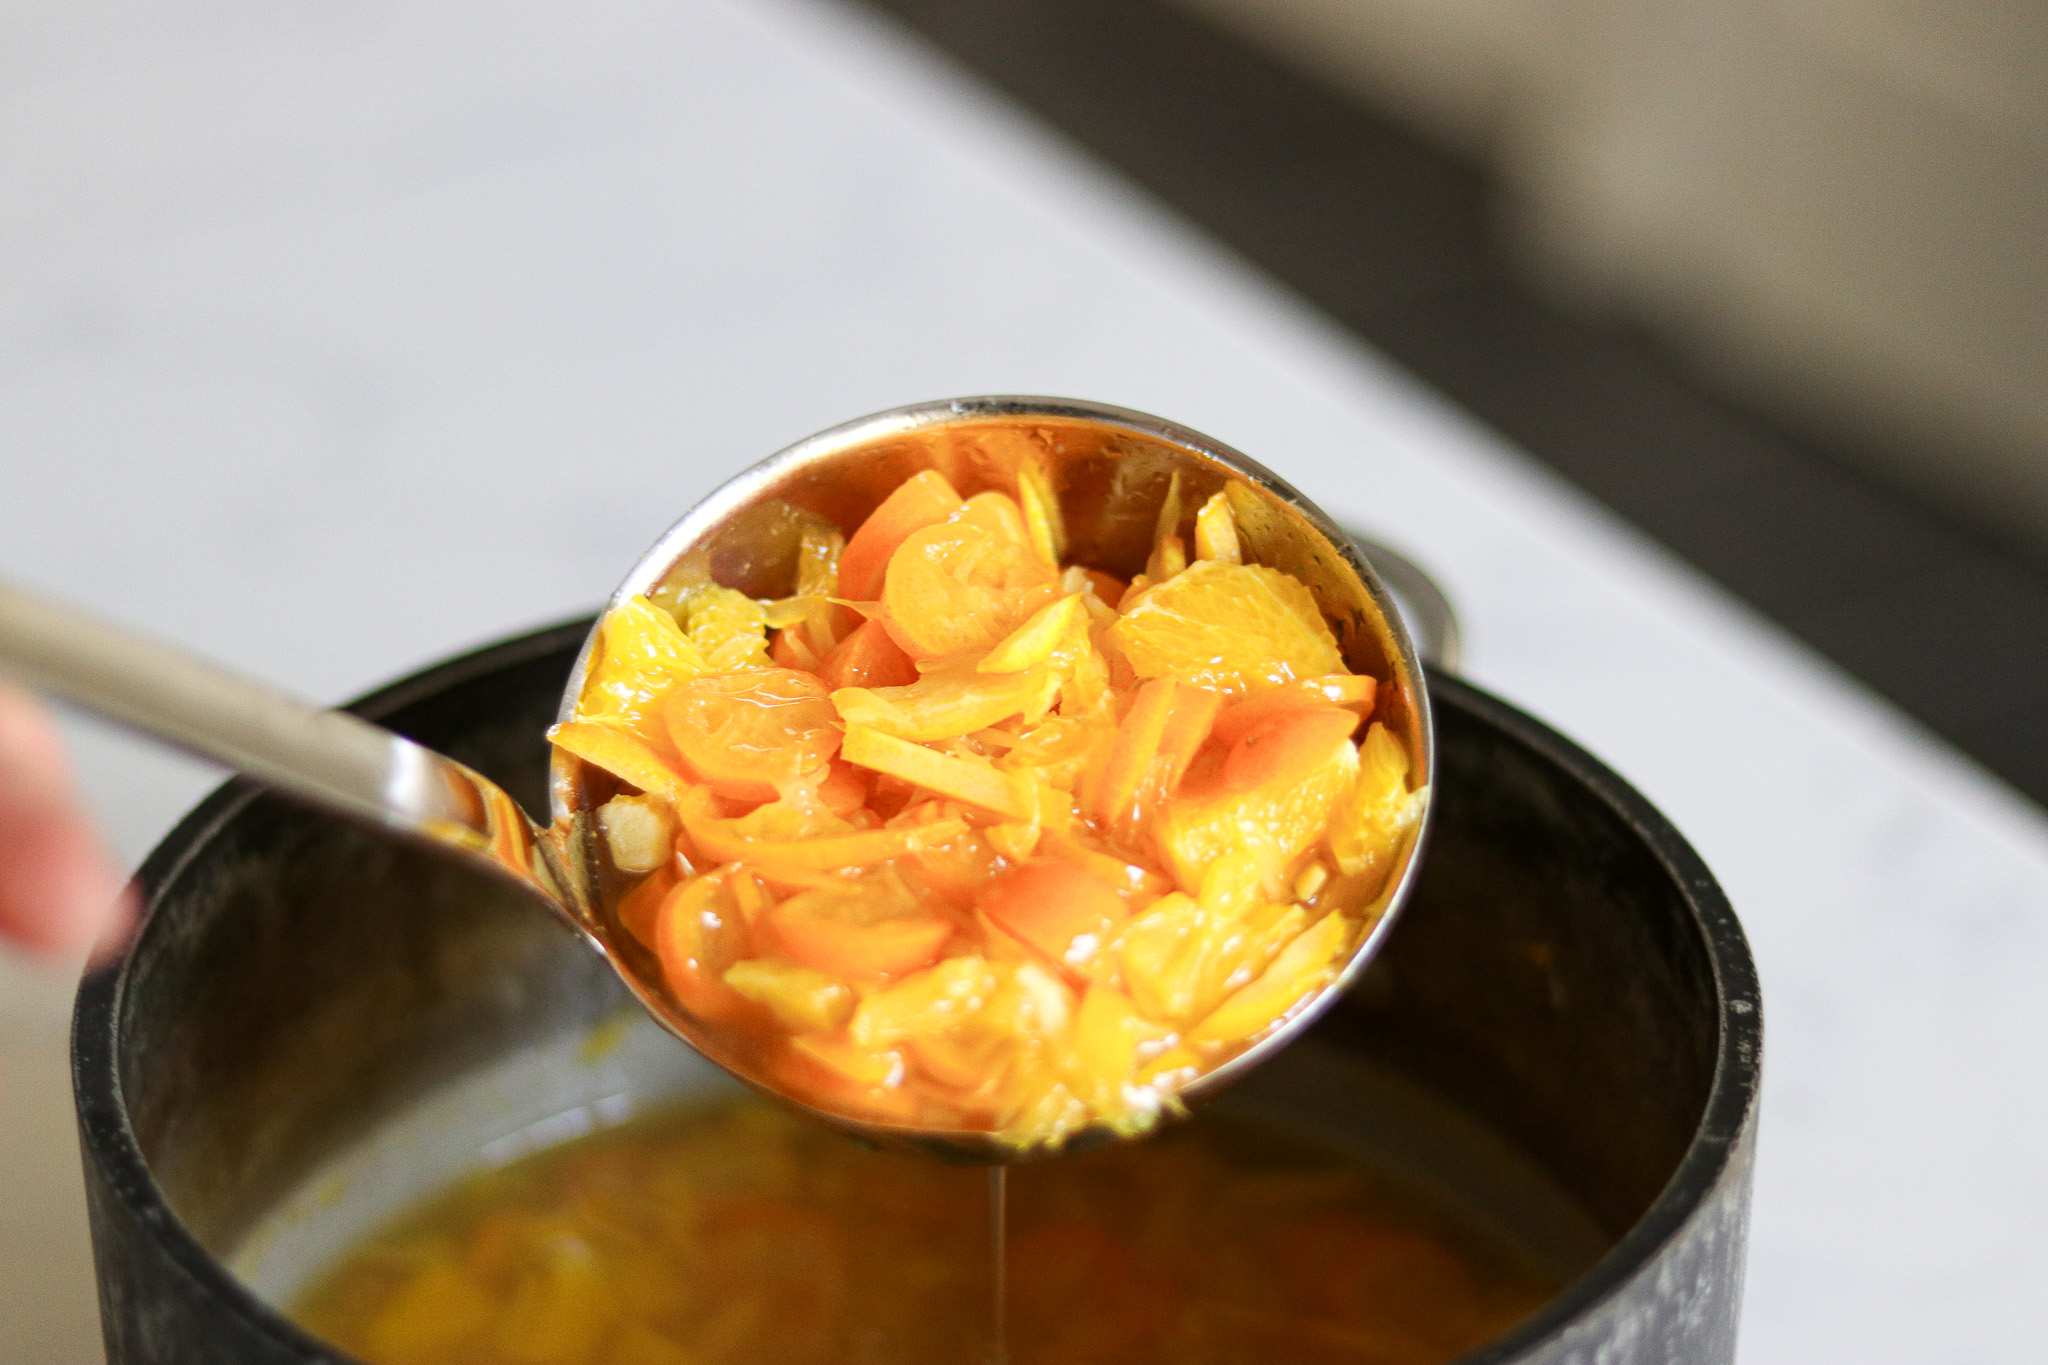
[0,396,1434,1161]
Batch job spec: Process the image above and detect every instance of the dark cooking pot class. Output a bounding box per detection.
[72,618,1760,1364]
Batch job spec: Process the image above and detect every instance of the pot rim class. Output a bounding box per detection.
[72,620,1760,1364]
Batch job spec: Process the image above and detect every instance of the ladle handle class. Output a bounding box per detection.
[0,580,551,892]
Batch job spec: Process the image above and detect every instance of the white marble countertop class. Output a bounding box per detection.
[5,1,2046,1360]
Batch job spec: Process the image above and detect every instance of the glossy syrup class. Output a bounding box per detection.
[294,1095,1557,1365]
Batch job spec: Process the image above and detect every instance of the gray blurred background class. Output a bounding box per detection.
[1184,0,2046,552]
[871,0,2048,805]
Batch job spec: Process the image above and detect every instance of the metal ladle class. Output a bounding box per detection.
[0,396,1434,1161]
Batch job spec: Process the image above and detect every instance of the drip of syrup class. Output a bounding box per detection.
[988,1166,1009,1365]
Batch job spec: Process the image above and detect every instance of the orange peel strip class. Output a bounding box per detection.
[549,721,692,806]
[1212,675,1376,746]
[680,808,969,875]
[840,725,1034,819]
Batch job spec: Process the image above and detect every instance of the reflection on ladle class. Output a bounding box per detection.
[0,398,1434,1165]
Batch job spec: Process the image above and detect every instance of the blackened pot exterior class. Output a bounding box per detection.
[73,621,1761,1364]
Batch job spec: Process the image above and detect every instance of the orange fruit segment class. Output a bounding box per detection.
[680,809,968,881]
[836,469,963,601]
[722,959,857,1033]
[815,618,919,690]
[905,820,1005,908]
[1110,560,1344,694]
[1039,828,1172,902]
[1090,679,1223,834]
[795,524,844,597]
[1017,455,1066,569]
[779,1036,915,1120]
[1155,685,1224,794]
[978,860,1130,976]
[1116,893,1308,1028]
[763,879,955,980]
[1156,737,1359,896]
[881,493,1058,659]
[662,669,842,802]
[977,593,1085,673]
[849,957,999,1049]
[1217,706,1360,796]
[793,525,847,654]
[1068,986,1172,1116]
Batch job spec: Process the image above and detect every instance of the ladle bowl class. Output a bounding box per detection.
[552,396,1435,1158]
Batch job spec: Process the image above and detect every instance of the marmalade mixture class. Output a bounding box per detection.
[293,1098,1553,1365]
[552,463,1427,1150]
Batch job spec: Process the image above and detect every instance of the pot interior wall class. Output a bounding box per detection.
[110,628,1719,1333]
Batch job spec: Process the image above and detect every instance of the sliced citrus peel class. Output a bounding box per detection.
[553,460,1421,1151]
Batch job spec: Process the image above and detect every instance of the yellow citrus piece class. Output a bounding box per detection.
[1110,560,1344,694]
[1328,721,1427,889]
[1017,455,1066,569]
[677,586,772,672]
[1145,534,1188,584]
[575,596,708,746]
[757,596,813,631]
[1154,470,1184,547]
[795,524,844,597]
[679,801,968,877]
[1193,491,1242,564]
[1067,985,1172,1120]
[1184,908,1353,1046]
[790,1034,904,1090]
[1039,828,1172,900]
[832,662,1056,742]
[849,956,999,1048]
[995,718,1108,795]
[795,525,846,653]
[978,593,1085,673]
[722,960,856,1033]
[548,721,692,807]
[1117,893,1308,1027]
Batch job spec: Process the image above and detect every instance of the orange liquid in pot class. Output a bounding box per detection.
[292,1097,1554,1365]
